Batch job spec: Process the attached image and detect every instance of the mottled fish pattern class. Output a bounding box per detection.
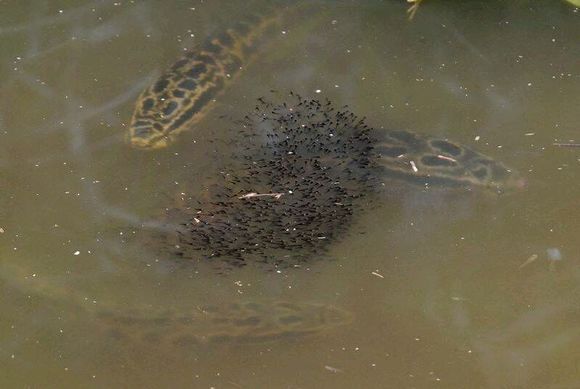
[99,301,352,346]
[374,129,522,192]
[128,8,281,149]
[0,262,350,346]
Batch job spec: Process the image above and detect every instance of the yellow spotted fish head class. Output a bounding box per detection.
[127,9,281,150]
[128,57,222,150]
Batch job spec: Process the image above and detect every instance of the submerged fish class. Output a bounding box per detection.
[0,262,351,346]
[99,300,352,346]
[128,7,281,149]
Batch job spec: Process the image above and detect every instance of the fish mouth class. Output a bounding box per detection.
[487,171,527,195]
[505,175,528,191]
[128,128,172,150]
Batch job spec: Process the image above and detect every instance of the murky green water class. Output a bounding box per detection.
[0,1,579,387]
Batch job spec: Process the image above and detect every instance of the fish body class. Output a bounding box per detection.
[99,300,352,346]
[128,9,281,149]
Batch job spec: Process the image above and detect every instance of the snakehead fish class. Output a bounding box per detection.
[128,7,282,150]
[0,261,351,346]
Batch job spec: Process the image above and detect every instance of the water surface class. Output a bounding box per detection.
[0,1,579,387]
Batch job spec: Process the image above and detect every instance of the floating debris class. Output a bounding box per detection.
[406,0,424,20]
[553,142,580,148]
[519,254,538,269]
[436,154,457,163]
[324,365,343,373]
[238,192,284,200]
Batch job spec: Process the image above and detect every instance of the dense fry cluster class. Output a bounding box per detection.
[164,94,379,269]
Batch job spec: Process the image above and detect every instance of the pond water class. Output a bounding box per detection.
[0,1,579,388]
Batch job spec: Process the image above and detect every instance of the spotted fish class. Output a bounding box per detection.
[0,262,351,346]
[375,129,525,192]
[128,8,281,150]
[99,301,352,346]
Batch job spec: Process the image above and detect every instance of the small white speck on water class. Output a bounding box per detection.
[410,161,418,172]
[519,254,538,269]
[73,251,80,256]
[315,89,322,93]
[324,365,343,373]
